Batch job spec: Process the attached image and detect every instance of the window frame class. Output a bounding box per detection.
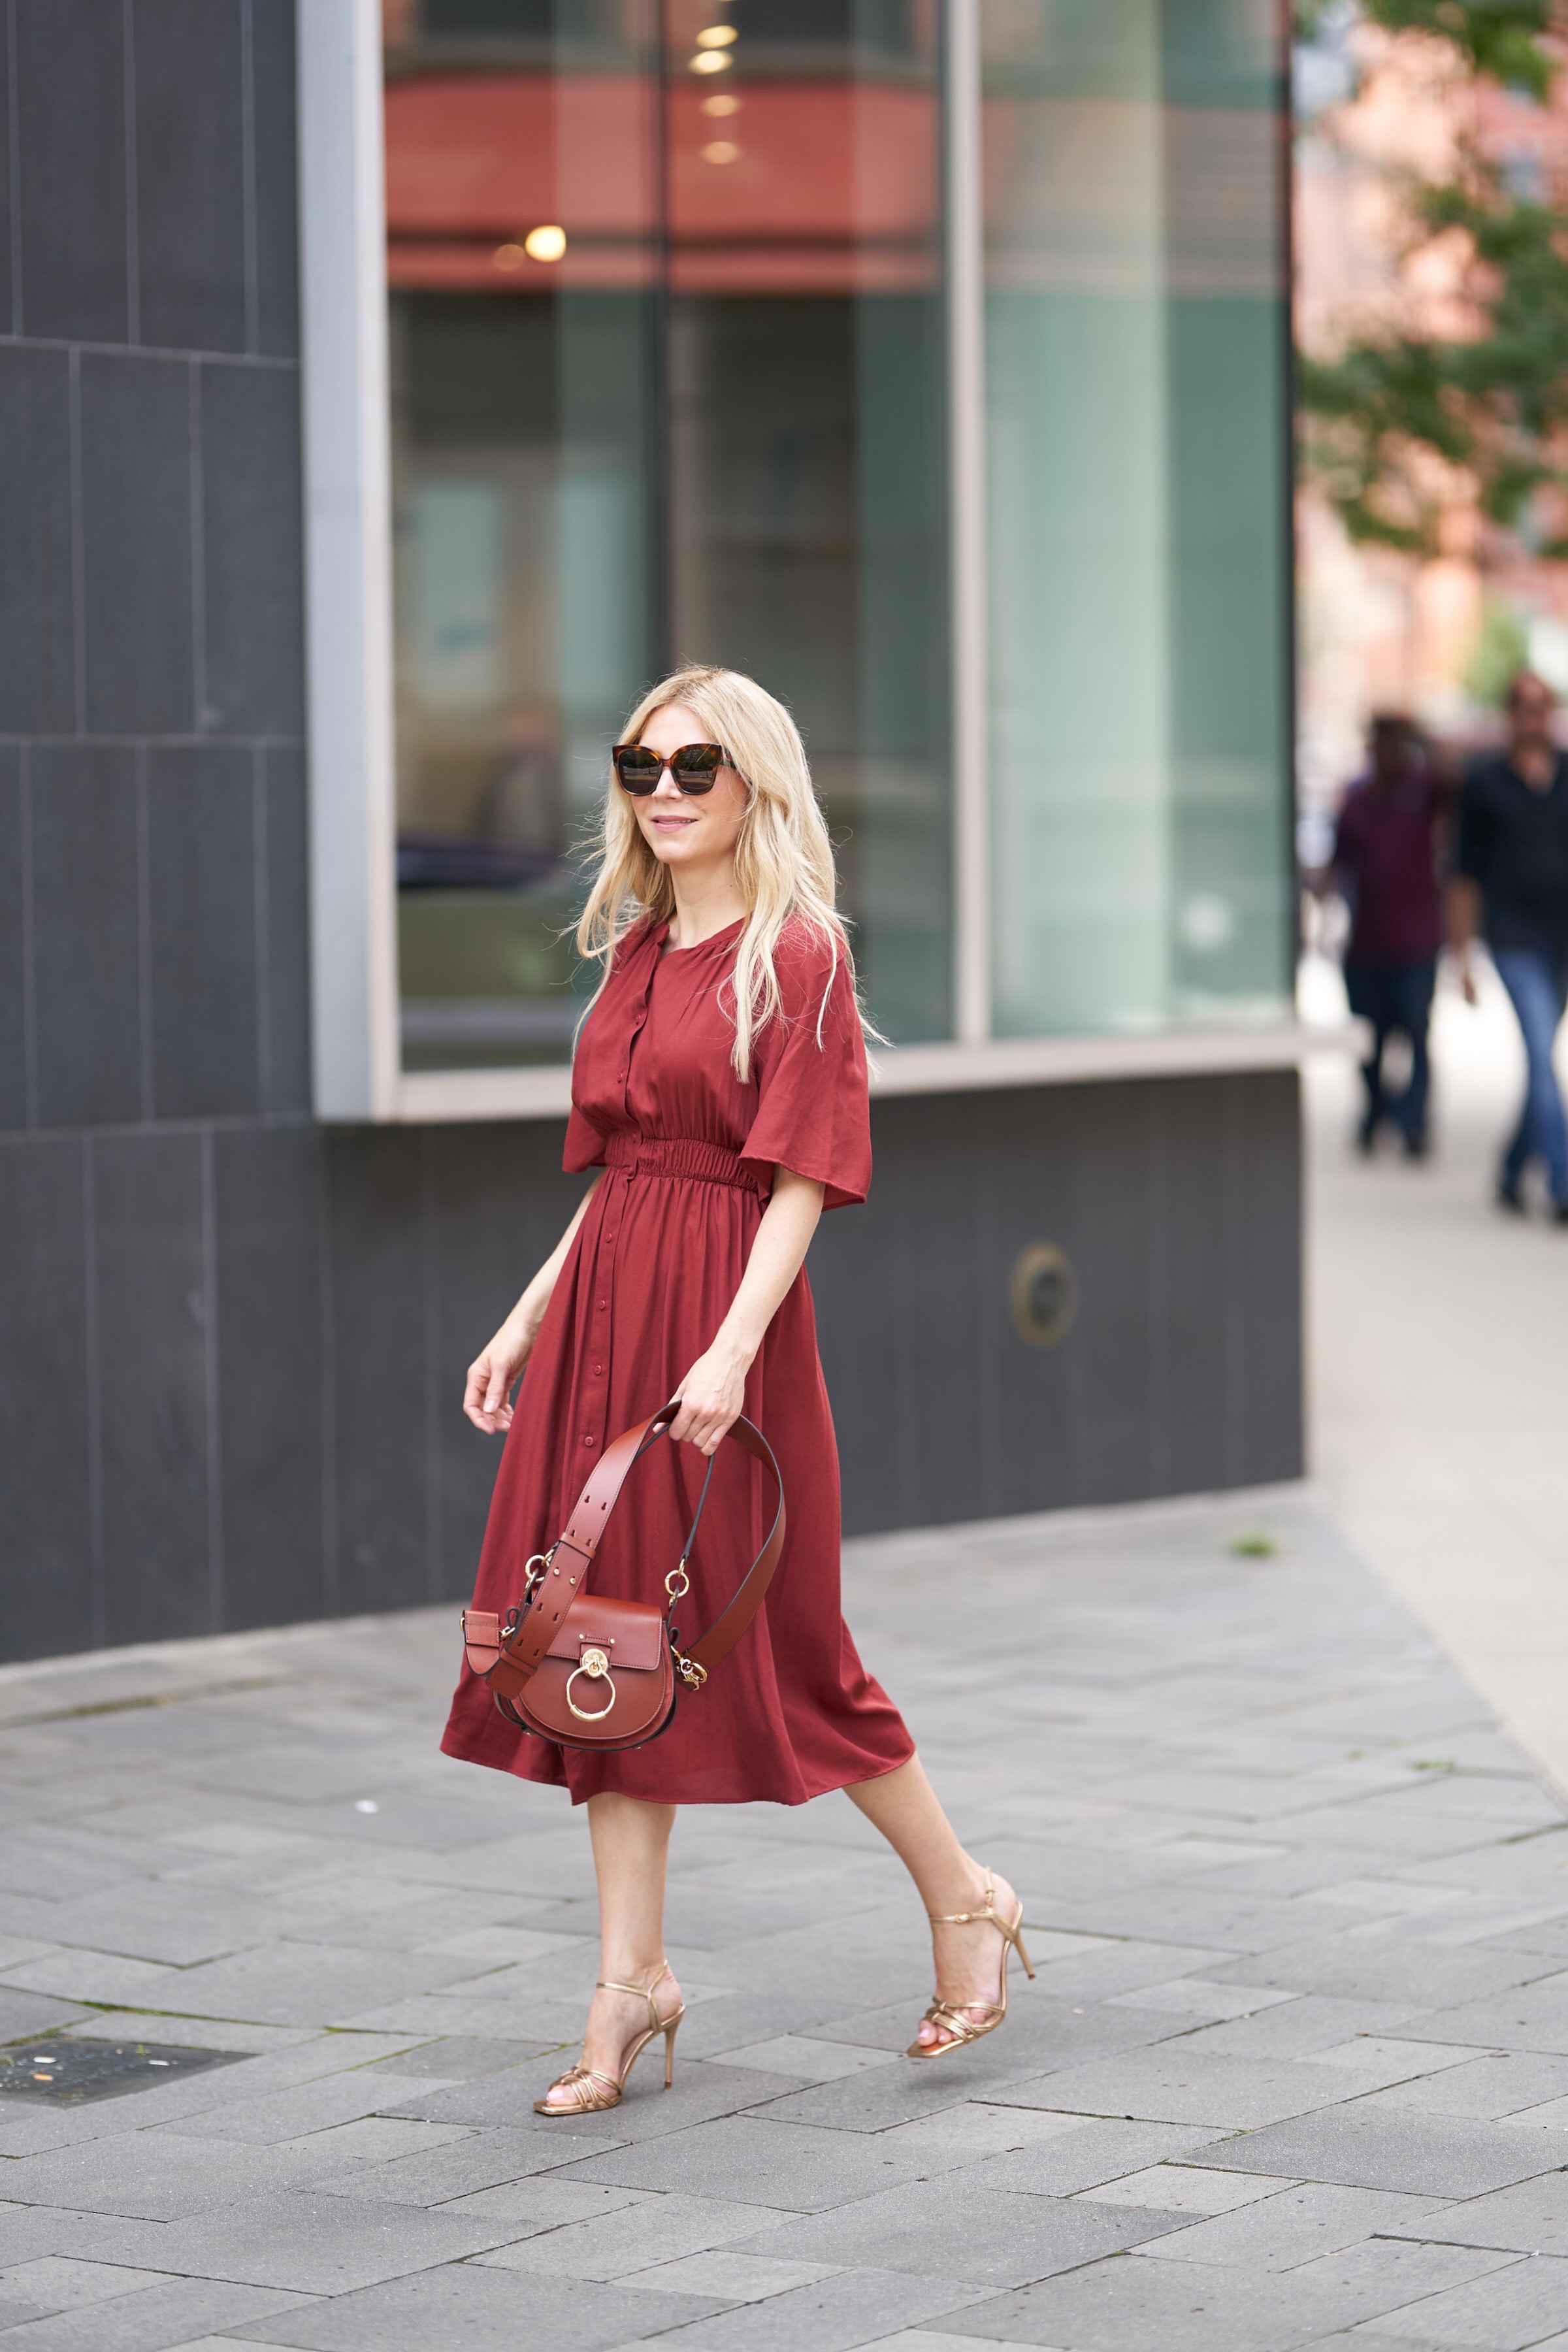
[297,0,1310,1126]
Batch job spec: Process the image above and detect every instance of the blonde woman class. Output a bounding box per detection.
[443,668,1031,2114]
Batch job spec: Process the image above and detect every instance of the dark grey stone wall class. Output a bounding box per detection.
[0,0,1304,1667]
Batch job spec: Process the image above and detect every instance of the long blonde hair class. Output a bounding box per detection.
[576,666,858,1081]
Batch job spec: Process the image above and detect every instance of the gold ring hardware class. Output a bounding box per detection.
[676,1654,708,1690]
[665,1561,691,1601]
[564,1647,616,1722]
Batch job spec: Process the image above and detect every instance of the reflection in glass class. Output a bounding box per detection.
[383,0,951,1070]
[983,0,1290,1036]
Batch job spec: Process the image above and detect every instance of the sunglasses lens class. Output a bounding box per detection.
[615,748,661,794]
[673,747,723,792]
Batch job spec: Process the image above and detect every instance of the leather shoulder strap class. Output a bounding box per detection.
[498,1407,785,1686]
[502,1405,678,1677]
[683,1414,785,1678]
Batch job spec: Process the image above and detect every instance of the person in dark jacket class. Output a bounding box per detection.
[1452,672,1568,1221]
[1332,714,1445,1156]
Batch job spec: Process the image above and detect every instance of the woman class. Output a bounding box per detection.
[442,667,1030,2114]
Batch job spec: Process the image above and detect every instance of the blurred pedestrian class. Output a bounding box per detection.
[1331,713,1445,1158]
[1451,672,1568,1222]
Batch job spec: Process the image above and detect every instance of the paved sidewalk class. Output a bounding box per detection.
[1305,956,1568,1805]
[3,1497,1568,2350]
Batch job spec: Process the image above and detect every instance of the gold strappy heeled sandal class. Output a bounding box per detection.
[534,1961,685,2116]
[908,1866,1034,2060]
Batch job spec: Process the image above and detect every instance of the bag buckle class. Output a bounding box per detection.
[565,1646,616,1722]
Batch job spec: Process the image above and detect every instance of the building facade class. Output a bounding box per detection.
[0,0,1299,1666]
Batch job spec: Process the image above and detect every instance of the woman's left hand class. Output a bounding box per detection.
[669,1343,750,1456]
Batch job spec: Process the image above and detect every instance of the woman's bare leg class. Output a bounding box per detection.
[845,1755,1021,2050]
[539,1791,683,2108]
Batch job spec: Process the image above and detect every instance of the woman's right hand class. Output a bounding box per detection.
[463,1308,539,1435]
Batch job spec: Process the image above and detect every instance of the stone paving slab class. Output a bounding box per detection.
[1,1496,1568,2348]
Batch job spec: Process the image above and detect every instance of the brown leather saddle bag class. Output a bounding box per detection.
[459,1404,785,1754]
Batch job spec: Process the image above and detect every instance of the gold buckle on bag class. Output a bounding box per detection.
[565,1646,615,1722]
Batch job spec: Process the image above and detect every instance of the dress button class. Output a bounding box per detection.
[583,1434,595,1449]
[598,1298,608,1310]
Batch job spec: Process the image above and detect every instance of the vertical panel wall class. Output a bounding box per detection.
[0,0,1303,1667]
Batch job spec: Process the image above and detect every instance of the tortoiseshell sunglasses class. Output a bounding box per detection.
[613,742,731,795]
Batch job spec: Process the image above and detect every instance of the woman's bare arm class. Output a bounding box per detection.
[668,1166,825,1455]
[463,1176,604,1434]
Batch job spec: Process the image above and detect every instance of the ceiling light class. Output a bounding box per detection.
[523,224,567,262]
[690,49,732,72]
[702,141,740,164]
[702,92,742,115]
[694,23,738,44]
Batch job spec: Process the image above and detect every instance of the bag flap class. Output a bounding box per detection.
[546,1592,666,1672]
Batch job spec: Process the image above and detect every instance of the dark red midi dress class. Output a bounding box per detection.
[440,914,915,1805]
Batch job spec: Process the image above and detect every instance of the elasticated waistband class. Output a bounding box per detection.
[604,1133,762,1192]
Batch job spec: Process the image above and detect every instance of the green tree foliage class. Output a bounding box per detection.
[1297,1,1568,562]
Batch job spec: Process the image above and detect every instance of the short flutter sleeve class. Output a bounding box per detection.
[739,928,872,1209]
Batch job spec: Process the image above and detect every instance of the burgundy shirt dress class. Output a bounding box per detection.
[440,915,915,1806]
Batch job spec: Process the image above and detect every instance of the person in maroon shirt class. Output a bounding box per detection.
[1332,715,1446,1156]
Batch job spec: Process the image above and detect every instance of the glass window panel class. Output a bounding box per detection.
[385,1,659,1071]
[983,0,1290,1037]
[383,0,950,1069]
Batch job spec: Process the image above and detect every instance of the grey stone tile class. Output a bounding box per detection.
[1076,2163,1294,2214]
[114,1942,481,2030]
[172,2071,445,2148]
[637,2267,984,2352]
[325,2125,648,2207]
[620,2250,842,2303]
[93,1132,218,1647]
[0,752,27,1125]
[219,2259,725,2347]
[0,1144,92,1663]
[0,353,75,728]
[967,2119,1235,2196]
[257,748,311,1116]
[728,2176,1188,2292]
[1200,2109,1564,2197]
[1208,1940,1552,2010]
[201,363,304,734]
[212,1130,324,1634]
[1132,2182,1451,2270]
[1401,1974,1568,2054]
[1353,2251,1568,2347]
[146,749,259,1117]
[1286,2233,1518,2304]
[249,0,299,359]
[561,2116,932,2212]
[29,749,142,1130]
[14,0,129,341]
[1181,1997,1431,2060]
[984,2048,1359,2130]
[1354,2052,1568,2120]
[438,2178,651,2229]
[119,2189,519,2296]
[944,2251,1386,2349]
[0,2276,314,2350]
[478,2190,792,2282]
[80,353,194,734]
[132,0,248,353]
[1391,2170,1568,2255]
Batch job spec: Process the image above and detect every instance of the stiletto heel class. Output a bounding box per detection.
[534,1961,685,2115]
[908,1867,1032,2060]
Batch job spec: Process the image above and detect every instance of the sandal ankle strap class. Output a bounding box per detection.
[595,1959,672,2028]
[927,1867,996,1927]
